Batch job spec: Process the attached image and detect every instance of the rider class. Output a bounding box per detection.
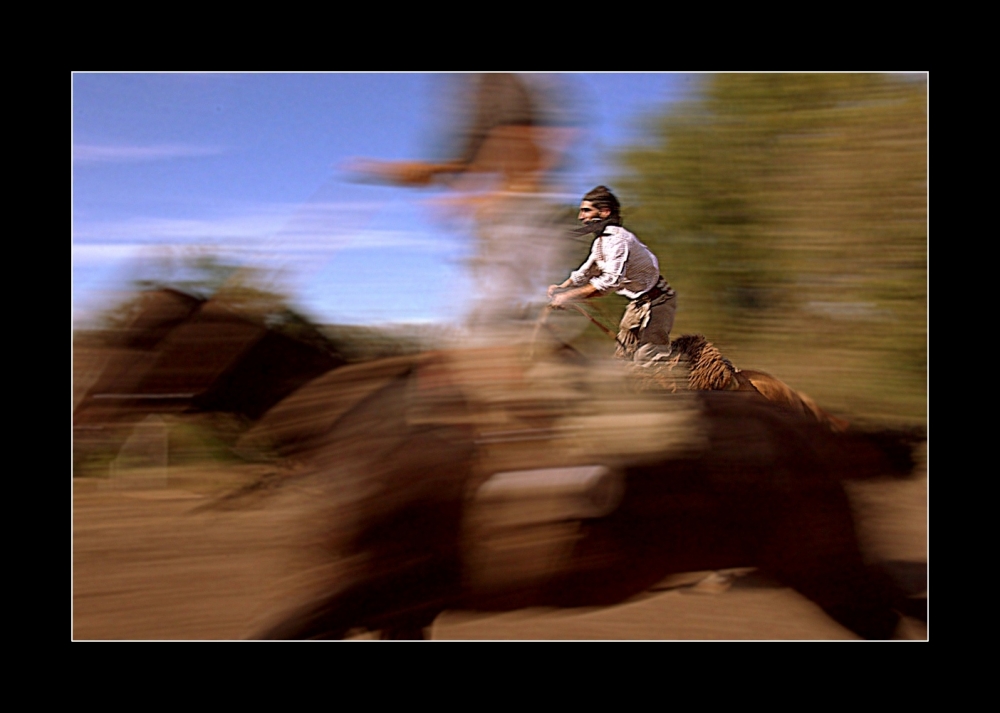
[548,186,677,362]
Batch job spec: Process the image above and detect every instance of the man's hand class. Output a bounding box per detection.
[550,291,570,309]
[549,283,599,309]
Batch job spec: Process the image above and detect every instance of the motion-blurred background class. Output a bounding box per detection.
[73,72,926,453]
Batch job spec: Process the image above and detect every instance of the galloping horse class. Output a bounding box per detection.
[250,345,918,640]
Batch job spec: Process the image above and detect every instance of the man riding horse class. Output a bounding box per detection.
[548,186,677,363]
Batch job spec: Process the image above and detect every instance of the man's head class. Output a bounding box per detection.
[579,186,622,226]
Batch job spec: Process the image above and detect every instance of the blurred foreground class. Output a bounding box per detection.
[73,287,926,640]
[73,466,925,640]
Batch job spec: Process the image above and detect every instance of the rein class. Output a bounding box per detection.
[532,303,629,356]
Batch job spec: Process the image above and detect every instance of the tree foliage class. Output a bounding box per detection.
[616,73,926,421]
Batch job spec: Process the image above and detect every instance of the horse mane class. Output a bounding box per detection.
[668,334,749,392]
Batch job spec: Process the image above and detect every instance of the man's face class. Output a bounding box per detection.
[578,201,609,224]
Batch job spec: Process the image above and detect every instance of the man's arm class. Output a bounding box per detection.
[549,282,600,308]
[548,241,603,306]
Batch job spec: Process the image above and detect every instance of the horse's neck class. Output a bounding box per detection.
[688,346,737,391]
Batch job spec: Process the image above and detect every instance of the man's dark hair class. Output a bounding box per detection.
[583,185,622,225]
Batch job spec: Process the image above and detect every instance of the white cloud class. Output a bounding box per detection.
[72,200,458,253]
[73,143,225,163]
[71,243,142,266]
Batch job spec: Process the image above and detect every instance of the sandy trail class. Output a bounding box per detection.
[73,459,926,641]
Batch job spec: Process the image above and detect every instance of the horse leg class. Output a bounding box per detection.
[759,490,900,640]
[254,583,376,640]
[378,609,440,640]
[255,570,450,640]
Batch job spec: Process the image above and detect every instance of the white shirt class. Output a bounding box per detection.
[569,225,660,299]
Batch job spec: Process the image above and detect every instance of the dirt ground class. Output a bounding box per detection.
[73,452,927,641]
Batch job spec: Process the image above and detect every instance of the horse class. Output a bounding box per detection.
[249,345,920,640]
[656,334,852,433]
[74,288,344,472]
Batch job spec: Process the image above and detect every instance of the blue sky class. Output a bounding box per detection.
[72,73,697,327]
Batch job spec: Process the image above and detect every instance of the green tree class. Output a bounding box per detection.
[617,73,926,422]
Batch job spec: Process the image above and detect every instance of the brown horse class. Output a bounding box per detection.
[661,334,851,433]
[74,288,345,472]
[251,347,918,640]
